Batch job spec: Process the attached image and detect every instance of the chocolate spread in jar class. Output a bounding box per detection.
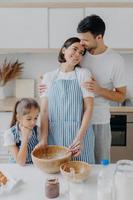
[45,178,59,198]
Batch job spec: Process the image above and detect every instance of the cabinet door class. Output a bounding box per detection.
[49,8,84,48]
[85,8,133,48]
[0,8,48,48]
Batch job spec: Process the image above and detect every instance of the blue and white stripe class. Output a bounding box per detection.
[10,124,39,164]
[47,73,95,164]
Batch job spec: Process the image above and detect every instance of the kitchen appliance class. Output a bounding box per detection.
[110,112,133,162]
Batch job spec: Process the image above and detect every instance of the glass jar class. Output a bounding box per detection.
[45,178,59,199]
[114,160,133,200]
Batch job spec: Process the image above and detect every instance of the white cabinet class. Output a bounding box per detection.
[49,8,84,48]
[0,8,48,48]
[0,112,12,163]
[85,8,133,48]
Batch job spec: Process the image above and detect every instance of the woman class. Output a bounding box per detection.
[39,37,95,163]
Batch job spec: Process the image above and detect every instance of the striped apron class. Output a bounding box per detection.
[47,71,95,164]
[9,124,39,164]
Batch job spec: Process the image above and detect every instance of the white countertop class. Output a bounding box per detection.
[0,164,115,200]
[1,97,133,112]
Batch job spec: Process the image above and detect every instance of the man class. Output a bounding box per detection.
[77,15,126,163]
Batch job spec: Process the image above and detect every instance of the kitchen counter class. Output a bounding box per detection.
[0,97,17,112]
[0,97,40,112]
[110,106,133,113]
[0,163,114,200]
[1,97,133,112]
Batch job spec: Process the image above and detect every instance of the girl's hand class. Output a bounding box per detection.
[69,139,83,157]
[19,124,32,140]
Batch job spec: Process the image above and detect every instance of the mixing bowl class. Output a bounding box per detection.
[31,145,72,173]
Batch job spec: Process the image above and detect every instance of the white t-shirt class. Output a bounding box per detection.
[4,129,17,146]
[41,67,94,98]
[81,48,126,124]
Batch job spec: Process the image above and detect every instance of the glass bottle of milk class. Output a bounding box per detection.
[97,160,113,200]
[114,160,133,200]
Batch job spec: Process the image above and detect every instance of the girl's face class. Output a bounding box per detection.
[17,108,39,130]
[63,42,85,66]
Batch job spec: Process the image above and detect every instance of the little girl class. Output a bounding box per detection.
[4,98,40,166]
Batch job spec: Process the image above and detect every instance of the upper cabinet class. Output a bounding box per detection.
[0,3,133,52]
[49,8,84,48]
[85,7,133,48]
[0,8,48,48]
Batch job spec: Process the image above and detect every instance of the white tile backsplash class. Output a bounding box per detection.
[0,52,133,98]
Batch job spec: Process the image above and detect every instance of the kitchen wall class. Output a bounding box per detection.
[0,53,59,97]
[0,52,133,98]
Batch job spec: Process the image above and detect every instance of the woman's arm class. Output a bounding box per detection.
[77,97,94,140]
[70,97,94,156]
[35,97,49,149]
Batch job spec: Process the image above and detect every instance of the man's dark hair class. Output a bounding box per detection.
[58,37,86,63]
[77,15,106,37]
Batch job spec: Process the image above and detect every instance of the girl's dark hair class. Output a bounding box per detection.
[77,15,106,37]
[58,37,86,65]
[10,98,40,127]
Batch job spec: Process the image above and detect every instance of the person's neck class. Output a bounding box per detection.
[89,44,108,55]
[60,63,75,73]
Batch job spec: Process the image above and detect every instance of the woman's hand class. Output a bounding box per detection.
[69,138,83,157]
[34,140,48,150]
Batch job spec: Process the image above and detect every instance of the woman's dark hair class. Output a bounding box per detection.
[10,98,40,127]
[77,15,106,38]
[58,37,86,64]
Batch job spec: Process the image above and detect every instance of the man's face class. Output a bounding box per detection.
[78,32,99,54]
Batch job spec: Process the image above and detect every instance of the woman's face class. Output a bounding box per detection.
[63,42,85,66]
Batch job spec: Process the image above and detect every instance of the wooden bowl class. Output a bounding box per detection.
[60,161,91,183]
[31,145,72,174]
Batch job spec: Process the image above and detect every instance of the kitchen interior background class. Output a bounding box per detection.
[0,0,133,100]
